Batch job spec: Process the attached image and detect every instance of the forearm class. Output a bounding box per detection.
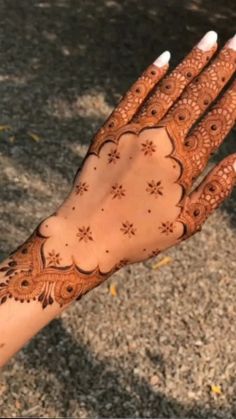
[0,223,110,367]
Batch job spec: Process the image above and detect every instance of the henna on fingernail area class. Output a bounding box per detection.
[153,51,171,67]
[197,30,218,51]
[233,161,236,172]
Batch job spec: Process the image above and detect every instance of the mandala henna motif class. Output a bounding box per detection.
[89,62,168,155]
[0,232,112,308]
[133,45,217,125]
[178,156,236,237]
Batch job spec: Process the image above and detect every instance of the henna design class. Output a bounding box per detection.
[120,221,136,238]
[107,148,120,164]
[159,222,175,235]
[160,46,236,143]
[2,37,235,311]
[179,156,236,238]
[75,181,89,196]
[111,183,126,199]
[0,233,111,308]
[77,226,94,242]
[146,180,163,197]
[89,63,168,155]
[141,140,157,156]
[46,250,62,267]
[133,45,217,125]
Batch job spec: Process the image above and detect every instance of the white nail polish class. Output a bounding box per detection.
[227,34,236,51]
[197,30,218,51]
[153,51,171,67]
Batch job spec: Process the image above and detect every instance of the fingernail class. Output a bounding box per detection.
[153,51,171,67]
[197,30,218,51]
[233,160,236,172]
[227,34,236,51]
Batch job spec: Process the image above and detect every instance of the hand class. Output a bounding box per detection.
[1,31,235,308]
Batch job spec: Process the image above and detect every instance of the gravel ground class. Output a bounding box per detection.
[0,0,236,417]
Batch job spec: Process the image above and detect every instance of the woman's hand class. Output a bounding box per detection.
[1,31,235,309]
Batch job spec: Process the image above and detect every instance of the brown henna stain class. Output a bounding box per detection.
[0,343,5,349]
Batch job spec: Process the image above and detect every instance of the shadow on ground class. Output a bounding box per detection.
[21,318,236,418]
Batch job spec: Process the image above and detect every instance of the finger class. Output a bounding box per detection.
[161,35,236,142]
[178,154,236,238]
[89,51,170,155]
[181,80,236,188]
[133,31,218,125]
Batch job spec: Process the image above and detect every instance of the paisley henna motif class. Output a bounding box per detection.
[0,231,112,308]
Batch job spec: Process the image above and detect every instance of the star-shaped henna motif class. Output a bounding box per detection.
[111,183,126,199]
[146,180,163,197]
[159,221,175,235]
[120,221,136,238]
[107,148,120,164]
[75,181,89,196]
[77,226,94,242]
[46,250,62,266]
[141,139,156,156]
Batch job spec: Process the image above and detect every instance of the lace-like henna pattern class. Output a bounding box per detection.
[178,156,236,238]
[160,47,236,143]
[2,37,235,309]
[0,232,112,308]
[133,46,217,125]
[181,82,236,187]
[89,63,168,155]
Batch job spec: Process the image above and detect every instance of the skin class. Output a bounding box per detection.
[0,31,235,367]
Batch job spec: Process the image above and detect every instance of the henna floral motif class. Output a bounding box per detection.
[1,36,235,311]
[159,221,175,235]
[141,140,156,156]
[146,180,163,197]
[111,183,126,199]
[120,221,136,238]
[76,226,94,242]
[46,250,62,266]
[107,148,120,164]
[75,181,89,196]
